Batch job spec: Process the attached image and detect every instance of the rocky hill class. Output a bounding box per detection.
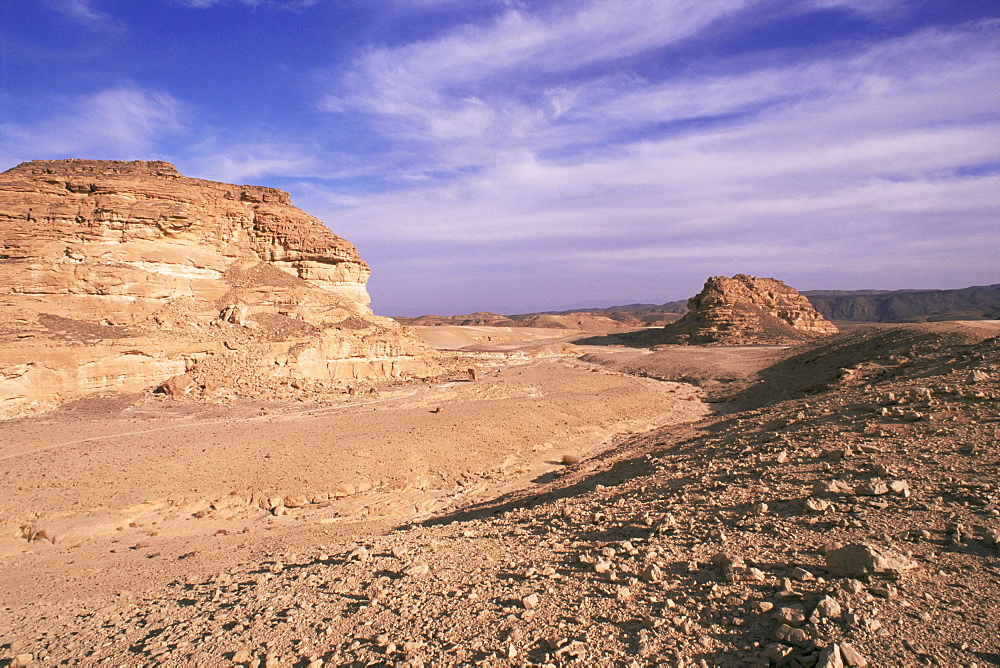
[803,284,1000,322]
[0,159,438,418]
[647,275,839,345]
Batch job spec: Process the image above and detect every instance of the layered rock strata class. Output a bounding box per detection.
[0,159,438,417]
[656,274,839,345]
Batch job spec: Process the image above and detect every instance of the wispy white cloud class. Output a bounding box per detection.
[328,0,761,164]
[304,8,999,312]
[48,0,124,31]
[185,142,321,184]
[325,1,999,183]
[0,87,186,162]
[172,0,318,9]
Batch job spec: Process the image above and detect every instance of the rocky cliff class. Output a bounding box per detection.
[652,274,839,345]
[0,159,438,417]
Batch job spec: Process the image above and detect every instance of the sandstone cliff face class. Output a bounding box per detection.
[0,159,438,417]
[655,274,839,345]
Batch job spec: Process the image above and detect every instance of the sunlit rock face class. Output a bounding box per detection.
[655,274,840,345]
[0,159,438,417]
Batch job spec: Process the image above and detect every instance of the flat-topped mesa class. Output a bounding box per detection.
[0,159,369,310]
[0,159,439,418]
[657,274,839,345]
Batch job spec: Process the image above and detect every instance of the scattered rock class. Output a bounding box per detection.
[158,374,198,397]
[839,642,869,667]
[969,370,990,383]
[346,546,370,563]
[824,544,917,577]
[816,643,845,668]
[403,562,430,577]
[805,497,833,512]
[811,595,842,621]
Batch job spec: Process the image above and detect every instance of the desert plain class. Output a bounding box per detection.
[2,320,1000,668]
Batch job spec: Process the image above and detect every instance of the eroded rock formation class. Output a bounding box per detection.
[655,274,839,345]
[0,159,439,417]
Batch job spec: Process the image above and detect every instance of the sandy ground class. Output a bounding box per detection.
[1,322,998,667]
[0,328,711,607]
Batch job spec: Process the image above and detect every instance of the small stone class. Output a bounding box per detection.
[775,623,810,646]
[777,578,800,599]
[805,497,833,512]
[839,642,869,667]
[594,559,612,574]
[856,482,890,496]
[710,552,740,568]
[824,544,916,577]
[283,494,310,508]
[812,595,843,621]
[233,649,252,663]
[522,593,540,610]
[158,373,197,397]
[969,370,990,383]
[11,655,34,668]
[640,563,664,583]
[753,502,769,514]
[816,644,845,668]
[842,579,864,594]
[751,600,774,614]
[814,480,853,495]
[763,644,795,662]
[403,562,430,577]
[869,585,896,599]
[822,541,845,555]
[346,546,370,562]
[615,585,633,601]
[776,450,789,464]
[789,567,814,582]
[775,605,807,626]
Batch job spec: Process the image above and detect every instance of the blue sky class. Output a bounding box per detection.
[2,0,998,316]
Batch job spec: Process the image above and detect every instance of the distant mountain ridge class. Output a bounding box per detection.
[394,283,999,328]
[564,284,1000,324]
[802,284,1000,322]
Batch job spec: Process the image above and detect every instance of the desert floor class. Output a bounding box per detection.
[1,323,999,667]
[0,327,725,597]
